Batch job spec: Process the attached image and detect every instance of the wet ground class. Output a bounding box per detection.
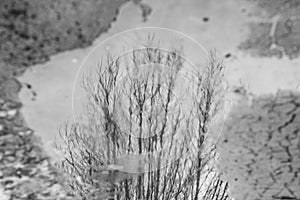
[0,0,139,199]
[18,0,300,153]
[218,91,300,199]
[1,0,300,199]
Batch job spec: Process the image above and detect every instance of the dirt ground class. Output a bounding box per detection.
[217,1,300,199]
[1,0,300,199]
[0,0,144,199]
[217,91,300,199]
[240,0,300,59]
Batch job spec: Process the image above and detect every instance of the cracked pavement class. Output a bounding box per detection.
[239,0,300,59]
[218,90,300,200]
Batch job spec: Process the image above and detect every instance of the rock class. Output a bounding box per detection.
[225,53,231,58]
[5,156,16,163]
[107,164,125,171]
[7,109,17,118]
[0,187,9,200]
[203,17,209,22]
[18,128,33,136]
[0,111,7,118]
[2,100,22,110]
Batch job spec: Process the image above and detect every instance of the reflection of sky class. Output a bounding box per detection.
[18,0,300,164]
[18,0,245,159]
[72,28,208,122]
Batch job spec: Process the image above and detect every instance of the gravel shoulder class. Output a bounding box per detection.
[0,0,146,199]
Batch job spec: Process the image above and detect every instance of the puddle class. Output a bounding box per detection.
[18,0,300,159]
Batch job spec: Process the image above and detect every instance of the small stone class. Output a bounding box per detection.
[203,17,209,22]
[18,128,33,136]
[71,58,78,63]
[0,111,7,118]
[76,176,82,183]
[101,171,109,175]
[4,150,14,156]
[16,169,22,176]
[0,124,4,131]
[2,100,22,110]
[0,187,9,200]
[25,83,32,89]
[225,53,231,58]
[7,109,17,118]
[107,164,124,171]
[5,156,16,162]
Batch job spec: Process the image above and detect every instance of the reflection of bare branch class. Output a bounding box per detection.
[55,40,230,199]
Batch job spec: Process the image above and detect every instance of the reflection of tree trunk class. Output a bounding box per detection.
[154,152,161,200]
[107,181,115,200]
[124,179,130,200]
[107,122,117,200]
[107,168,116,199]
[138,109,143,199]
[107,149,116,199]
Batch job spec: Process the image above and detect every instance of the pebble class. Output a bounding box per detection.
[76,176,83,183]
[0,124,4,131]
[6,156,16,162]
[18,128,33,136]
[7,109,17,118]
[4,150,14,156]
[0,187,9,200]
[2,100,22,110]
[203,17,209,22]
[107,164,124,171]
[72,58,78,63]
[225,53,231,58]
[0,111,7,118]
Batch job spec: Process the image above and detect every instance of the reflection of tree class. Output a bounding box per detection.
[55,41,230,200]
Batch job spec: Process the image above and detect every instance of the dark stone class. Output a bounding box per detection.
[225,53,231,58]
[203,17,209,22]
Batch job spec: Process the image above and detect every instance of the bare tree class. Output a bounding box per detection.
[55,40,230,200]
